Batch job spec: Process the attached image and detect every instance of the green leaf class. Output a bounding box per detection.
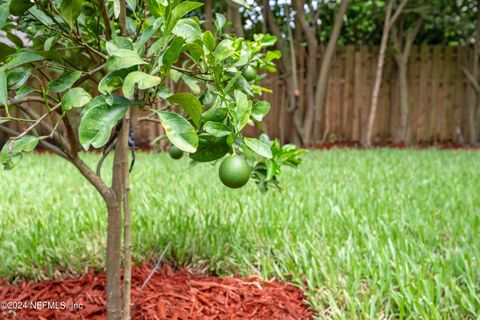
[229,0,251,9]
[173,18,201,43]
[136,17,163,47]
[182,74,200,95]
[1,136,40,170]
[0,43,16,62]
[122,71,161,97]
[167,92,202,127]
[155,111,198,153]
[244,137,272,158]
[44,36,57,51]
[79,95,131,150]
[7,51,44,70]
[203,121,231,137]
[60,0,83,28]
[106,49,146,71]
[202,31,216,51]
[165,1,204,37]
[9,0,34,16]
[98,69,131,95]
[148,0,166,18]
[162,36,185,70]
[6,32,24,48]
[7,67,31,90]
[233,90,251,130]
[157,86,173,99]
[0,67,7,106]
[0,3,9,30]
[213,39,234,63]
[48,70,82,93]
[189,134,229,162]
[126,0,136,10]
[62,87,92,112]
[15,86,34,99]
[251,101,270,122]
[214,13,226,31]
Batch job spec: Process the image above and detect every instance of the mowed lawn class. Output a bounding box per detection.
[0,149,479,319]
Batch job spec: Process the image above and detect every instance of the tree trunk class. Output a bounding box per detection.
[397,59,409,142]
[122,113,132,320]
[227,1,244,37]
[108,115,130,320]
[473,0,480,144]
[366,0,408,145]
[315,0,349,143]
[366,1,393,146]
[204,0,213,32]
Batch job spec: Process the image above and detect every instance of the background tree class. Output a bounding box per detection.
[0,0,302,319]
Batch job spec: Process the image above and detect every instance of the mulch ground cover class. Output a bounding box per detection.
[0,264,313,319]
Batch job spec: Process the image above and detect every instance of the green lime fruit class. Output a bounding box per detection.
[242,65,257,82]
[219,155,251,189]
[168,145,184,159]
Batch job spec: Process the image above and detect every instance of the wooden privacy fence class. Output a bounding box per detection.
[260,45,476,145]
[0,45,476,146]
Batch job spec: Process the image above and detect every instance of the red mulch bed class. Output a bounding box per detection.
[0,265,313,319]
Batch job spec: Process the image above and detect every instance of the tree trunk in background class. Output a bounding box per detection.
[366,1,393,146]
[366,0,407,146]
[315,0,349,143]
[397,61,409,142]
[265,3,303,144]
[392,19,422,143]
[204,0,213,32]
[228,0,244,37]
[293,0,317,146]
[473,0,480,144]
[294,0,348,146]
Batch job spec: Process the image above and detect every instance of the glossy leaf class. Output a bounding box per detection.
[9,0,34,16]
[244,137,272,158]
[0,67,7,106]
[62,88,92,112]
[234,90,251,131]
[60,0,83,28]
[167,92,202,127]
[203,121,231,137]
[189,134,229,162]
[202,31,215,51]
[251,101,270,122]
[156,111,198,153]
[162,36,185,70]
[48,70,82,93]
[173,18,201,43]
[106,49,146,71]
[122,71,161,97]
[7,51,44,69]
[79,95,134,150]
[7,67,31,90]
[1,136,40,170]
[164,1,203,37]
[98,69,131,94]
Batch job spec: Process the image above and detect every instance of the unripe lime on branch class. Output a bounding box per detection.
[168,145,184,159]
[219,155,251,189]
[242,65,257,82]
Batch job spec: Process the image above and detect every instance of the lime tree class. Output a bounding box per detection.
[0,1,303,319]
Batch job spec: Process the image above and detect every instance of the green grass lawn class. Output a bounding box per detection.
[1,149,479,319]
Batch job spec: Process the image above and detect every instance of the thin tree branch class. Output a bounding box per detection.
[388,0,409,30]
[98,0,112,40]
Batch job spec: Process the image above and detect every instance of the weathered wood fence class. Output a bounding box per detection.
[262,45,476,145]
[1,45,477,146]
